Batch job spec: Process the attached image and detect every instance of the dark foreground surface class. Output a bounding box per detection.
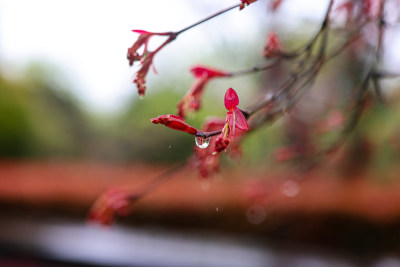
[0,161,400,266]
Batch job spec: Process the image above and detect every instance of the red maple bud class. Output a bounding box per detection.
[88,187,132,226]
[177,65,229,118]
[264,32,283,59]
[214,88,248,153]
[225,88,248,131]
[151,114,199,135]
[215,130,231,153]
[224,87,240,109]
[239,0,258,10]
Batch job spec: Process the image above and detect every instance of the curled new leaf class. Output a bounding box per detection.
[151,114,199,135]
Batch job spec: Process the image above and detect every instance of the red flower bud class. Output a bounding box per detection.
[214,88,248,153]
[151,114,199,135]
[224,88,248,131]
[215,134,231,153]
[224,87,240,110]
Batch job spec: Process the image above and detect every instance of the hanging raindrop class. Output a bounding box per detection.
[195,136,210,149]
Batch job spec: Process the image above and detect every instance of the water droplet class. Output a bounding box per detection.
[168,145,172,149]
[246,205,266,225]
[195,136,210,149]
[281,180,300,197]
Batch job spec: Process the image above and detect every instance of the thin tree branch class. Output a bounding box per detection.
[175,4,241,35]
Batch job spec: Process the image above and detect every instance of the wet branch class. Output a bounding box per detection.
[175,3,241,35]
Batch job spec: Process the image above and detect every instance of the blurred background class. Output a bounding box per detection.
[1,0,400,266]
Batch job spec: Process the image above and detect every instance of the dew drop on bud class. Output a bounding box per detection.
[195,136,210,149]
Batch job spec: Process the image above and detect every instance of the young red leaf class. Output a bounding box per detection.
[151,114,199,135]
